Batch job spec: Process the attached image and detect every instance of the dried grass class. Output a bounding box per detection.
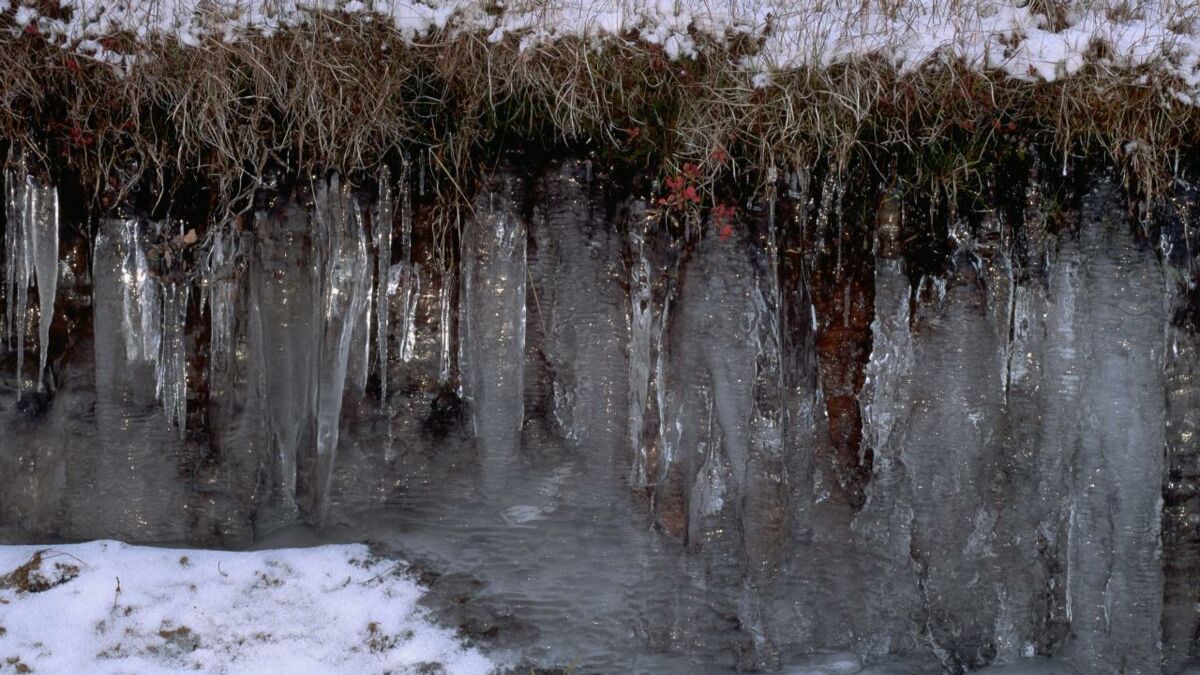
[0,4,1195,211]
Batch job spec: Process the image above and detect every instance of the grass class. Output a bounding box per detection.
[0,0,1197,220]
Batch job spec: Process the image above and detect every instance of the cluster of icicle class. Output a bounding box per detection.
[95,217,191,434]
[217,168,420,518]
[2,165,430,518]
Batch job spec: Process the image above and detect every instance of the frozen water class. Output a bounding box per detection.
[0,164,1194,674]
[311,175,373,522]
[459,168,527,466]
[3,169,58,393]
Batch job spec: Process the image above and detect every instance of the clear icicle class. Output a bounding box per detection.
[398,265,420,362]
[97,217,186,434]
[459,175,527,459]
[626,196,681,493]
[156,281,189,436]
[12,182,30,393]
[749,191,785,470]
[3,169,16,343]
[118,219,162,364]
[438,265,453,385]
[250,199,318,512]
[312,175,373,521]
[373,165,394,404]
[627,202,656,487]
[27,175,58,392]
[395,162,420,364]
[3,166,59,393]
[204,224,242,374]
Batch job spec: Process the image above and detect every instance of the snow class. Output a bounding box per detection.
[0,540,495,675]
[7,0,1200,100]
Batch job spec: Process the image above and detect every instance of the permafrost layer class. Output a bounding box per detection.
[2,156,1200,673]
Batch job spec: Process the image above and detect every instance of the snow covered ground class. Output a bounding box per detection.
[6,0,1200,100]
[0,540,494,674]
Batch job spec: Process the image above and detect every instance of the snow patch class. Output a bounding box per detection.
[6,0,1200,101]
[0,540,494,674]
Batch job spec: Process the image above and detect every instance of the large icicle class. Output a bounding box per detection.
[531,161,628,460]
[373,165,394,403]
[627,201,656,488]
[460,171,527,464]
[743,184,789,579]
[156,280,189,435]
[901,211,1006,670]
[203,223,244,374]
[395,162,420,365]
[89,217,186,540]
[1160,176,1200,672]
[312,175,373,521]
[627,196,680,498]
[251,198,319,512]
[117,218,162,364]
[3,167,59,393]
[437,263,453,385]
[1059,176,1165,673]
[852,189,921,658]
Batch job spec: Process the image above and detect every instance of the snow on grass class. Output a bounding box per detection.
[9,0,1200,95]
[0,540,494,675]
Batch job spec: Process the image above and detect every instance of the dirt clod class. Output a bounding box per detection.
[0,551,80,593]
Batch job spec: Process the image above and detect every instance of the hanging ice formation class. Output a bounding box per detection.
[459,172,527,460]
[202,222,245,375]
[313,175,374,519]
[373,165,394,404]
[95,217,190,436]
[4,166,59,394]
[627,201,657,489]
[391,161,420,367]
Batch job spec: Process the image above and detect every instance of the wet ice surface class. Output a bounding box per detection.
[0,166,1195,673]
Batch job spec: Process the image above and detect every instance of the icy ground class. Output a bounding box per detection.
[0,541,493,674]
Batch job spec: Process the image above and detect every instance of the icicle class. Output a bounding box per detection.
[398,265,420,362]
[438,265,453,385]
[373,165,394,404]
[95,217,186,434]
[418,150,426,197]
[627,211,654,486]
[312,174,373,521]
[156,281,189,436]
[118,219,162,364]
[3,169,16,343]
[748,185,785,471]
[204,224,243,374]
[459,173,527,458]
[3,165,59,394]
[27,175,58,392]
[12,184,31,393]
[250,196,319,511]
[395,160,419,364]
